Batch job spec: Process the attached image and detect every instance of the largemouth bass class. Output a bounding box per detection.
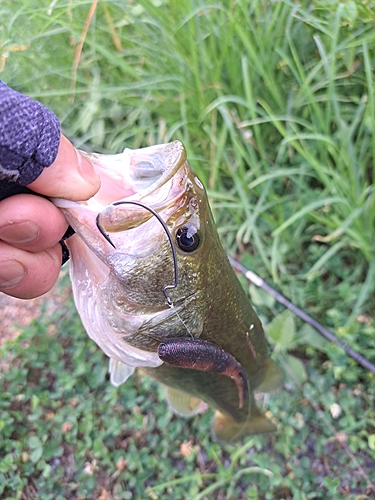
[54,141,283,442]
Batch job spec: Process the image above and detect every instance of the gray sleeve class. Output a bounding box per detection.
[0,81,61,199]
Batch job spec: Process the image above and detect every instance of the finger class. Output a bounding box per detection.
[0,241,62,299]
[27,134,100,201]
[0,194,68,253]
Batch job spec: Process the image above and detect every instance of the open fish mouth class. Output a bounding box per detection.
[60,140,187,207]
[54,140,190,242]
[93,140,187,205]
[53,140,190,259]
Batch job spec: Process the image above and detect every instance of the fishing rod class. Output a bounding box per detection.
[228,256,375,375]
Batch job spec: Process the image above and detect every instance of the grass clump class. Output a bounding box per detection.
[1,0,375,498]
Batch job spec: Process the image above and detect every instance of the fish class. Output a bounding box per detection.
[53,140,284,443]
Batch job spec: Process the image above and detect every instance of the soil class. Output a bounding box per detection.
[0,270,72,348]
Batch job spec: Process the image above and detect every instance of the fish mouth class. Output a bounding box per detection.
[53,140,190,250]
[82,140,188,208]
[69,140,191,237]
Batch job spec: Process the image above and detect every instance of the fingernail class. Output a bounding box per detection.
[0,260,27,288]
[0,221,41,245]
[77,153,100,187]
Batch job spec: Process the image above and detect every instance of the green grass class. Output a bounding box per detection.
[1,0,375,498]
[1,291,374,499]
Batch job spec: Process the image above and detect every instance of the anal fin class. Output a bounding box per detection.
[164,387,208,417]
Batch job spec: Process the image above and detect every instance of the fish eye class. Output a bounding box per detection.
[176,226,200,252]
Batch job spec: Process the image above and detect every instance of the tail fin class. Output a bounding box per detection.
[212,409,275,443]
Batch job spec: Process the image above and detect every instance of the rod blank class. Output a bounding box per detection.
[228,256,375,375]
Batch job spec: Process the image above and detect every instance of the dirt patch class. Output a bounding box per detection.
[0,269,72,348]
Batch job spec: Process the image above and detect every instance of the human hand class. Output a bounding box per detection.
[0,134,100,299]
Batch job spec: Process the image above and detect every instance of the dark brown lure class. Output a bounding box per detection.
[158,338,249,409]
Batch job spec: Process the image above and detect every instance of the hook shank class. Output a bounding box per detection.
[96,200,179,305]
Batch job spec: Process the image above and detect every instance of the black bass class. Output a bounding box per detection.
[53,141,283,442]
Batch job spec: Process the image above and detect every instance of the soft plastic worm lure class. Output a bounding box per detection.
[157,337,249,409]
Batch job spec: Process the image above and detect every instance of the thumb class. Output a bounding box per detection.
[27,134,101,201]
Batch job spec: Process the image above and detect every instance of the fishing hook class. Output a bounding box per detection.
[95,200,178,306]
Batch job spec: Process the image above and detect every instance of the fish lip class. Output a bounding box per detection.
[80,140,188,208]
[130,140,187,202]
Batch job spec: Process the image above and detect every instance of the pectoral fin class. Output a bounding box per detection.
[212,409,275,443]
[255,358,284,393]
[109,358,135,386]
[164,387,208,417]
